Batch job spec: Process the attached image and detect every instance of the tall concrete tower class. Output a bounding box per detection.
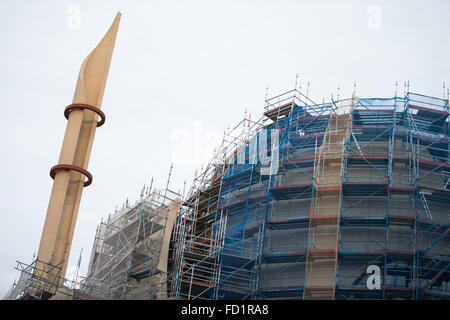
[35,13,121,288]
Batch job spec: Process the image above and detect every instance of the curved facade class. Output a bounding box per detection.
[171,91,449,300]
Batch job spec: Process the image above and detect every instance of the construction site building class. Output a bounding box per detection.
[170,90,449,300]
[6,90,449,301]
[79,186,182,300]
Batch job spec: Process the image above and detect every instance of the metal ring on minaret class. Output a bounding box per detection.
[50,164,93,187]
[64,103,106,127]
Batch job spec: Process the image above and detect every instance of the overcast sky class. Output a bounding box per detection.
[0,0,449,297]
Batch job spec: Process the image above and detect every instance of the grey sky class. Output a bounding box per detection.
[0,0,448,297]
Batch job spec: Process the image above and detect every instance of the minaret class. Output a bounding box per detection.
[35,13,121,288]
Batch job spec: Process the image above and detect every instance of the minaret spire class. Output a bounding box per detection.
[35,13,121,291]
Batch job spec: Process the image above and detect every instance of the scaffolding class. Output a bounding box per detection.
[169,106,272,299]
[170,89,449,300]
[77,175,182,300]
[335,93,449,300]
[4,259,64,300]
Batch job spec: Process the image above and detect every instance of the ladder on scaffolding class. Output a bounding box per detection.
[419,191,433,221]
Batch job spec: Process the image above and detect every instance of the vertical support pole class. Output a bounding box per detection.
[188,264,195,299]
